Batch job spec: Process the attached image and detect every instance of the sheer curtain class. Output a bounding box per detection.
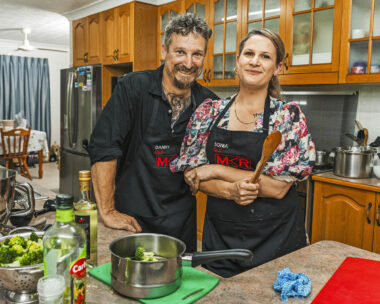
[0,55,51,144]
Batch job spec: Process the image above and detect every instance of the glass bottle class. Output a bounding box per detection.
[43,194,87,304]
[74,170,98,267]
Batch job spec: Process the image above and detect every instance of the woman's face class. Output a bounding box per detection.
[236,35,282,89]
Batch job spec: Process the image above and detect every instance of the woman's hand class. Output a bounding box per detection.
[184,165,215,194]
[229,178,259,206]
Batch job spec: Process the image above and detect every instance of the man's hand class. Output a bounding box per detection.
[101,209,142,233]
[229,178,259,206]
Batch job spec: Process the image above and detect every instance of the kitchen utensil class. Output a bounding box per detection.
[312,257,380,304]
[0,231,45,304]
[333,146,376,178]
[355,120,363,130]
[249,131,282,183]
[33,199,57,216]
[1,168,35,231]
[363,128,368,146]
[315,150,328,167]
[345,133,362,146]
[110,233,253,299]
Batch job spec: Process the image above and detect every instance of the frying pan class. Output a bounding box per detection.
[110,233,253,299]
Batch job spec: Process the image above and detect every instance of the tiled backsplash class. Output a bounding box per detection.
[209,84,380,151]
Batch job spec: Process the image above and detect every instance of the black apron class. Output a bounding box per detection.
[202,95,306,277]
[114,98,196,252]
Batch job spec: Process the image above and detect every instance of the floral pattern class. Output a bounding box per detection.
[170,96,316,181]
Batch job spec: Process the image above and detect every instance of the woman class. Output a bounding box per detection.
[170,29,315,278]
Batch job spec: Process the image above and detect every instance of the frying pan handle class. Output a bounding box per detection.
[189,249,253,268]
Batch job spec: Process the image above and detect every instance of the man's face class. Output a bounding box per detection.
[162,33,207,90]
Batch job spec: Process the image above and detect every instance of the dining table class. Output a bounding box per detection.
[0,129,49,178]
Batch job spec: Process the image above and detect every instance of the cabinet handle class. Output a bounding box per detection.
[203,68,207,82]
[367,202,373,224]
[376,205,380,226]
[284,53,289,71]
[113,49,117,61]
[84,52,88,63]
[207,69,212,82]
[116,49,119,61]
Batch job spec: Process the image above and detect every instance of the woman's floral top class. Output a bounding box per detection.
[170,96,316,182]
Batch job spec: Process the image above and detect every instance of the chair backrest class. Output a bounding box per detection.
[0,127,31,158]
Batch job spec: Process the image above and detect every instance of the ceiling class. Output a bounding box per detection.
[0,0,105,48]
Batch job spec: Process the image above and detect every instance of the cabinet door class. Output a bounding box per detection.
[283,0,342,77]
[311,181,376,251]
[157,1,183,66]
[101,8,118,64]
[184,0,211,84]
[241,0,287,75]
[117,4,132,63]
[87,14,101,64]
[372,194,380,253]
[72,17,88,67]
[339,0,380,83]
[208,0,243,86]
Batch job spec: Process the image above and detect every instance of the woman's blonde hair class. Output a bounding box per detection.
[238,28,285,99]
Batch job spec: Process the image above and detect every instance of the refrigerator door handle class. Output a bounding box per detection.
[67,71,74,148]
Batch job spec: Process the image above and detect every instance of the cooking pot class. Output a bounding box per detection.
[110,233,253,299]
[333,146,376,178]
[315,150,328,167]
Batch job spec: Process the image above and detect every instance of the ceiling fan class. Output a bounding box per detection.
[0,27,68,53]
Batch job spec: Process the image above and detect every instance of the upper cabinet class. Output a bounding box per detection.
[72,14,102,66]
[339,0,380,83]
[157,1,183,66]
[73,2,157,70]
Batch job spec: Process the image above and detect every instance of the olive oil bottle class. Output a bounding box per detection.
[74,170,98,267]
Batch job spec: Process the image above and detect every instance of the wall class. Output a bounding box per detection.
[0,39,70,146]
[209,84,380,148]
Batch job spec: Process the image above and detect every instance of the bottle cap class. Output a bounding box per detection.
[56,194,74,209]
[78,170,91,181]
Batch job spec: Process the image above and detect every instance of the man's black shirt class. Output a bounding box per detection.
[88,65,219,181]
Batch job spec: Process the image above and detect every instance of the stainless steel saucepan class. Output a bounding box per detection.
[110,233,253,299]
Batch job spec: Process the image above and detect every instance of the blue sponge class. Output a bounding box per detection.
[273,267,311,302]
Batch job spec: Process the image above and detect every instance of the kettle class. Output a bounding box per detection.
[0,167,35,231]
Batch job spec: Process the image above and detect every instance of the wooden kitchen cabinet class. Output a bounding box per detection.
[312,175,380,253]
[72,14,102,66]
[339,0,380,84]
[157,1,183,66]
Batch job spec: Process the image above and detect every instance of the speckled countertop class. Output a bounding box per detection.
[9,176,380,303]
[312,171,380,190]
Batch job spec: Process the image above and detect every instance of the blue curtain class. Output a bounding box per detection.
[0,55,51,144]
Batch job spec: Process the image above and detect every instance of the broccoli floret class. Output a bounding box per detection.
[135,246,145,261]
[134,246,158,261]
[29,232,39,243]
[28,241,42,252]
[8,236,27,248]
[125,257,131,261]
[4,238,10,246]
[0,246,16,264]
[19,250,43,266]
[12,244,25,256]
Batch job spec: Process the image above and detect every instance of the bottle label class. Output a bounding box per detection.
[79,182,90,192]
[56,209,74,222]
[75,215,90,259]
[70,246,87,304]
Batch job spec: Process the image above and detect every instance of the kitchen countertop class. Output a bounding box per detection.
[8,176,380,303]
[313,171,380,191]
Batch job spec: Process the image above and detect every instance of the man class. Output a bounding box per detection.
[88,14,219,252]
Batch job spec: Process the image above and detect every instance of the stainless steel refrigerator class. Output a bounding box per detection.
[60,65,101,200]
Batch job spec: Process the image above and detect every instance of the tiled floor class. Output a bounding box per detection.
[23,161,59,194]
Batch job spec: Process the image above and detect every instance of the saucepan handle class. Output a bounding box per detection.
[186,249,253,268]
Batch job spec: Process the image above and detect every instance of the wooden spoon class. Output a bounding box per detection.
[249,131,282,183]
[363,128,368,146]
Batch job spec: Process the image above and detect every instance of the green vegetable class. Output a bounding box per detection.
[0,234,43,267]
[134,246,158,262]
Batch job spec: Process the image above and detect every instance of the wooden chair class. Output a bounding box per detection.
[0,127,32,180]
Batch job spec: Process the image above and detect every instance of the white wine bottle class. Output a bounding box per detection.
[74,170,98,268]
[43,194,87,304]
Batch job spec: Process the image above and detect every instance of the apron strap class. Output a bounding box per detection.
[211,96,236,130]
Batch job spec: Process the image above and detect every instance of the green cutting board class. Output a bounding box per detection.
[89,262,219,304]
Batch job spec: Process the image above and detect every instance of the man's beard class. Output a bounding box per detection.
[171,64,199,89]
